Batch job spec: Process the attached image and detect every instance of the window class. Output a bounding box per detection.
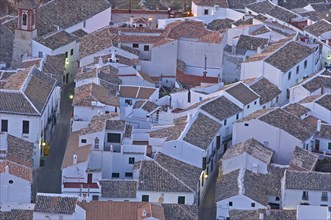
[244,123,249,127]
[276,96,279,103]
[322,192,328,201]
[229,202,233,206]
[251,203,255,207]
[83,21,86,28]
[204,9,209,15]
[302,191,309,200]
[199,97,203,101]
[236,114,239,120]
[254,101,257,105]
[296,66,300,74]
[38,51,43,58]
[133,43,139,48]
[129,157,135,164]
[1,120,8,132]
[275,197,280,201]
[112,173,120,178]
[22,120,29,134]
[125,172,133,177]
[125,99,132,106]
[107,133,121,143]
[304,60,307,68]
[22,13,27,26]
[142,195,149,202]
[70,49,74,56]
[92,195,99,201]
[247,105,250,109]
[8,180,13,184]
[216,136,221,149]
[65,52,68,58]
[144,45,149,51]
[224,119,227,126]
[81,139,87,144]
[328,142,331,150]
[178,196,185,204]
[288,71,292,80]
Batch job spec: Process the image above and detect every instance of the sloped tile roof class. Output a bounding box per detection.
[34,194,78,214]
[0,92,39,115]
[278,0,326,10]
[135,160,193,193]
[183,113,221,150]
[266,5,298,22]
[249,78,281,104]
[201,96,242,121]
[304,19,331,36]
[226,82,259,105]
[250,25,271,36]
[222,138,273,163]
[23,67,57,113]
[317,124,331,139]
[61,131,92,169]
[162,204,198,220]
[207,18,234,31]
[246,0,275,14]
[0,209,33,220]
[265,41,313,72]
[79,113,119,135]
[37,0,112,36]
[316,94,331,111]
[229,209,296,220]
[80,27,117,58]
[100,180,137,198]
[155,153,201,191]
[302,76,331,92]
[35,30,78,50]
[228,0,257,9]
[283,103,310,117]
[289,146,319,171]
[0,160,33,182]
[259,108,316,141]
[78,201,165,220]
[105,119,126,130]
[119,85,157,99]
[73,83,119,107]
[192,0,228,7]
[216,169,240,202]
[285,170,331,191]
[7,134,34,168]
[232,17,254,26]
[236,35,269,51]
[149,122,187,141]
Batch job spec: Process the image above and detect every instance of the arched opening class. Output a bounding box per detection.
[22,13,27,26]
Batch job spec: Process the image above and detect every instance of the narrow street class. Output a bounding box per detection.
[199,165,217,220]
[34,83,74,197]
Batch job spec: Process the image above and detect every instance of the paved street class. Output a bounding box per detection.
[199,165,217,220]
[34,83,74,198]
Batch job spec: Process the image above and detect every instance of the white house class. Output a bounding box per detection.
[241,40,320,104]
[0,133,34,204]
[315,123,331,154]
[32,30,79,83]
[33,193,86,220]
[281,170,331,209]
[289,69,331,103]
[233,108,316,164]
[0,66,59,167]
[221,138,274,175]
[300,94,331,124]
[191,0,229,17]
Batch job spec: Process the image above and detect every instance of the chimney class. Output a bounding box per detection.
[317,120,321,132]
[129,16,134,27]
[259,212,264,220]
[257,46,262,54]
[98,57,103,66]
[187,113,192,122]
[73,154,78,165]
[111,49,116,63]
[5,165,9,173]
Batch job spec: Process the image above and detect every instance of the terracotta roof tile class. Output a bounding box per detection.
[34,194,78,214]
[0,209,33,220]
[35,30,78,50]
[316,94,331,111]
[226,82,259,105]
[249,78,281,104]
[285,170,331,191]
[100,180,137,198]
[283,103,310,117]
[193,0,228,7]
[162,204,198,220]
[289,146,319,171]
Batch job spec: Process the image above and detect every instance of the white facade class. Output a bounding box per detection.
[233,119,312,164]
[0,87,60,167]
[0,172,31,204]
[136,191,195,205]
[216,195,265,219]
[32,38,79,83]
[33,203,86,220]
[221,153,269,175]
